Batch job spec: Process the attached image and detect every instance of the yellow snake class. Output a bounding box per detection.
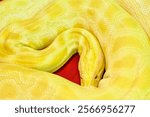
[0,0,150,99]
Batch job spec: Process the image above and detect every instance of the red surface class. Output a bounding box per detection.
[54,54,81,85]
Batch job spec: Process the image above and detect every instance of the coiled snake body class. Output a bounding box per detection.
[0,0,150,99]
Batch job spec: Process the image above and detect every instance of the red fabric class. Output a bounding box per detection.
[54,54,81,85]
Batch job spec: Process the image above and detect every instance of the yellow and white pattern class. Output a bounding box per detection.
[0,0,150,99]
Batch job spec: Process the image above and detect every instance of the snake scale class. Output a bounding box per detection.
[0,0,150,99]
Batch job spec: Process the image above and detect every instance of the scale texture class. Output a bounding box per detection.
[0,0,150,99]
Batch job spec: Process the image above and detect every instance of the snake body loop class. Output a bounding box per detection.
[0,0,150,99]
[0,26,104,86]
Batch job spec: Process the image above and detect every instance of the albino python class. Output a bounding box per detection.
[0,0,150,99]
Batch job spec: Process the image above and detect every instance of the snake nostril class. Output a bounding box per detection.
[54,53,81,85]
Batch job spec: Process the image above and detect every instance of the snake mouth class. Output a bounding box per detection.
[54,53,81,85]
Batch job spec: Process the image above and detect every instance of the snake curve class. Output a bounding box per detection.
[0,0,150,99]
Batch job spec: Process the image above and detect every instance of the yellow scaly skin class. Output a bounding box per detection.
[0,0,150,99]
[116,0,150,39]
[0,0,104,86]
